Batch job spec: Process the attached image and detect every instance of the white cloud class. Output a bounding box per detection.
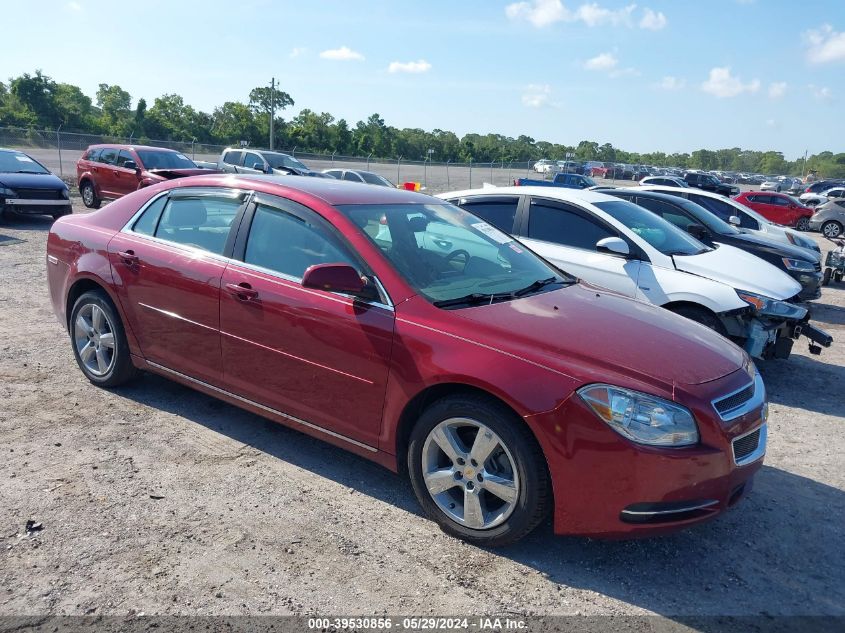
[768,82,787,99]
[803,24,845,64]
[522,84,553,108]
[639,8,666,30]
[657,76,685,90]
[584,52,618,71]
[505,0,667,30]
[289,47,307,59]
[67,1,82,10]
[387,60,432,74]
[506,0,570,27]
[808,84,833,101]
[319,46,364,61]
[701,67,760,98]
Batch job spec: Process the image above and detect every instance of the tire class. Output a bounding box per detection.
[836,272,844,284]
[822,221,843,238]
[69,290,138,387]
[667,304,727,336]
[796,217,810,232]
[407,394,551,547]
[822,268,832,286]
[80,181,101,209]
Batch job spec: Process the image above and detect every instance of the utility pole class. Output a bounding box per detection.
[269,77,275,150]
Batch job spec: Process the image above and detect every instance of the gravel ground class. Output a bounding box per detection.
[0,198,843,624]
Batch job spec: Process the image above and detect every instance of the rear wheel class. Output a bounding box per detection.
[407,395,550,547]
[80,181,101,209]
[667,304,726,336]
[796,217,810,232]
[822,221,843,238]
[70,290,138,387]
[822,268,832,286]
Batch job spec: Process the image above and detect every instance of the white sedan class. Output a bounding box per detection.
[799,186,845,207]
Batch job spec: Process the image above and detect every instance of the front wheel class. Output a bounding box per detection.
[80,182,101,209]
[822,221,843,238]
[796,217,810,232]
[822,268,832,286]
[70,290,138,387]
[667,304,727,336]
[407,395,551,547]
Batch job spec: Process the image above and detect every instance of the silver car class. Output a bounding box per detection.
[809,198,845,237]
[761,179,785,192]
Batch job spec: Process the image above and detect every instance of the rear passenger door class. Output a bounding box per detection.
[108,187,250,385]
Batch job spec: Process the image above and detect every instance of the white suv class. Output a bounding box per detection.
[533,160,559,174]
[440,186,819,360]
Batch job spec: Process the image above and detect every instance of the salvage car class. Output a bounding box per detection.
[639,185,821,253]
[217,148,326,177]
[809,198,845,238]
[600,188,823,301]
[48,174,769,545]
[0,148,71,220]
[733,192,815,231]
[440,187,830,359]
[76,145,212,209]
[322,168,396,187]
[799,186,845,208]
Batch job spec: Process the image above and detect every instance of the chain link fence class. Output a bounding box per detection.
[0,125,598,194]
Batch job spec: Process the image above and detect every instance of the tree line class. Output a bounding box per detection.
[1,70,843,177]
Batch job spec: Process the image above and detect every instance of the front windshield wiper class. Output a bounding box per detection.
[433,291,516,309]
[513,276,569,297]
[14,170,47,174]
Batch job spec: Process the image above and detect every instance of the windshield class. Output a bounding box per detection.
[265,153,309,171]
[594,200,709,256]
[336,203,572,306]
[0,150,50,174]
[359,172,394,187]
[136,150,196,170]
[786,195,803,206]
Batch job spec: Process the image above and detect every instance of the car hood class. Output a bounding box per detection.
[672,244,801,300]
[731,231,821,263]
[0,172,66,190]
[146,168,217,180]
[447,284,746,387]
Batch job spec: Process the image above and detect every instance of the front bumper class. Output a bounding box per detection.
[530,370,766,538]
[3,198,72,215]
[792,270,824,301]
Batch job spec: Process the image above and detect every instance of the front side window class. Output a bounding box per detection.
[455,197,519,233]
[116,150,136,168]
[245,154,265,170]
[593,200,708,256]
[528,201,615,250]
[337,203,570,305]
[244,204,355,279]
[359,172,394,187]
[153,193,243,254]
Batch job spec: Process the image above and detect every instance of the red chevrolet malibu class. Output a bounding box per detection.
[46,175,767,546]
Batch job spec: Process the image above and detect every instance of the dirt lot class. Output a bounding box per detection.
[0,198,843,625]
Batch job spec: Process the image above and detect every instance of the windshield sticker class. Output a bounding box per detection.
[508,243,524,254]
[175,154,189,161]
[15,155,34,162]
[471,222,511,244]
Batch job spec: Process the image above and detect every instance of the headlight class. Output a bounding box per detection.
[736,290,808,320]
[782,257,817,272]
[577,384,699,447]
[61,187,69,199]
[785,232,797,245]
[0,187,15,197]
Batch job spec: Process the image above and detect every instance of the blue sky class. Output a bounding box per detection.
[4,0,844,159]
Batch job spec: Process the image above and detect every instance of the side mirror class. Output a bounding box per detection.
[686,224,709,240]
[123,160,137,171]
[302,263,377,300]
[596,236,630,257]
[252,162,265,171]
[728,215,741,226]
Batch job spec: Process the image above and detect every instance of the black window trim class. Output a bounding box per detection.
[449,194,524,235]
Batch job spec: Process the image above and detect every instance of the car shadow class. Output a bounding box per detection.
[808,301,845,327]
[758,353,845,417]
[108,373,844,622]
[0,213,56,232]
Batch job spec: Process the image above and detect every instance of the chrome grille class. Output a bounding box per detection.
[714,383,754,416]
[733,428,761,464]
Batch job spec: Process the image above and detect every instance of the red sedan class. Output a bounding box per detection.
[46,175,767,545]
[734,191,814,231]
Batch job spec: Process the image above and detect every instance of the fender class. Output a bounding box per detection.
[77,170,100,196]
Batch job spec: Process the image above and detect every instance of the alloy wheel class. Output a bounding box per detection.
[421,417,520,530]
[82,185,94,206]
[823,221,843,238]
[73,303,116,377]
[796,217,810,232]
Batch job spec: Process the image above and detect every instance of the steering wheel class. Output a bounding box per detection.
[444,249,471,270]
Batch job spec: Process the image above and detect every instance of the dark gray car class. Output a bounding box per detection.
[809,198,845,238]
[217,148,327,177]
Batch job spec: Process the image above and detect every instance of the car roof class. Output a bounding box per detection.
[234,174,432,205]
[438,185,622,205]
[86,144,182,152]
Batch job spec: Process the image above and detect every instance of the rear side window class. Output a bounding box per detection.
[244,204,355,279]
[457,198,519,233]
[688,194,735,222]
[635,197,698,230]
[154,194,242,254]
[85,148,102,162]
[99,148,118,165]
[324,170,342,179]
[527,201,614,249]
[342,171,364,182]
[223,150,243,165]
[132,195,168,236]
[738,211,760,230]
